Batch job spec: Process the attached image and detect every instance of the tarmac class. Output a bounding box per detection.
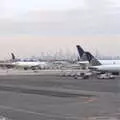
[0,69,119,120]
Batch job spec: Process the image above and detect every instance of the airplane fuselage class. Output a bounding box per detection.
[89,64,120,72]
[79,60,120,65]
[12,61,48,69]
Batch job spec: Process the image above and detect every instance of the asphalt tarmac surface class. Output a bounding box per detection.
[0,73,119,120]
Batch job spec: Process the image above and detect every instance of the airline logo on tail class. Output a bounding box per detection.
[76,45,88,61]
[85,52,101,66]
[76,45,101,66]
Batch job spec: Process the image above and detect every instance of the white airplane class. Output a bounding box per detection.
[85,52,120,75]
[12,61,49,70]
[76,45,120,78]
[76,45,120,65]
[0,53,49,70]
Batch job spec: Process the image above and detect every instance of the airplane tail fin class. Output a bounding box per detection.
[76,45,102,66]
[76,45,88,61]
[76,45,85,57]
[85,52,101,66]
[11,53,15,60]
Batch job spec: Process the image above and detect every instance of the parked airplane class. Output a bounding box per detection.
[13,61,49,70]
[76,45,120,65]
[86,52,120,75]
[76,45,120,79]
[0,53,49,70]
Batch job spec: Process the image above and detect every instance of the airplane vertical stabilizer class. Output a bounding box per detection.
[85,52,101,66]
[11,53,15,61]
[76,45,88,61]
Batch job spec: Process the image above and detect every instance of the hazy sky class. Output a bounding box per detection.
[0,0,120,59]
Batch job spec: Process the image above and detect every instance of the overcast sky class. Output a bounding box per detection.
[0,0,120,59]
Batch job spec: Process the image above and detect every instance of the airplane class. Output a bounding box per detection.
[76,45,120,65]
[86,52,120,75]
[0,53,49,70]
[13,61,49,70]
[75,45,120,79]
